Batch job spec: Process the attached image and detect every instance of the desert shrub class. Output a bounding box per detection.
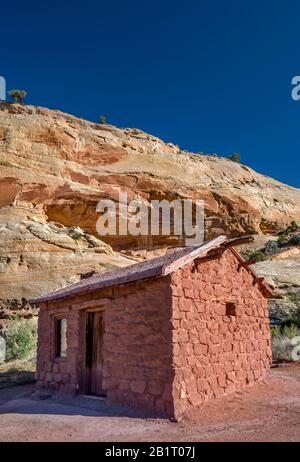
[271,295,300,355]
[283,311,300,329]
[280,295,300,329]
[271,325,281,337]
[277,221,299,245]
[271,293,300,361]
[70,232,82,241]
[241,242,279,261]
[228,152,241,163]
[8,89,27,104]
[286,220,299,233]
[242,250,266,262]
[271,335,293,361]
[68,227,84,241]
[5,317,37,362]
[265,240,279,255]
[271,322,300,361]
[282,324,299,338]
[289,235,300,246]
[277,234,288,245]
[240,250,249,259]
[99,115,106,124]
[288,292,300,306]
[271,324,298,338]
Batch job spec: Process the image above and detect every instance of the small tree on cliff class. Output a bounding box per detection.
[229,152,241,163]
[8,89,27,104]
[99,115,106,124]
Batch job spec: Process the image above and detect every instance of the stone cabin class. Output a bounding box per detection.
[31,235,273,420]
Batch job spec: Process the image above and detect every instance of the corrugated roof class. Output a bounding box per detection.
[30,235,273,304]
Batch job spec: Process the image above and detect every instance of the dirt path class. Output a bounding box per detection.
[0,364,300,442]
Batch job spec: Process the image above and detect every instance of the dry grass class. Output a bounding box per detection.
[272,335,294,362]
[0,359,36,389]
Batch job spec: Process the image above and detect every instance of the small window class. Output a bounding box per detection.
[226,302,236,317]
[55,318,67,358]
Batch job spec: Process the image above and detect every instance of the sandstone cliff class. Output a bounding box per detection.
[0,103,300,320]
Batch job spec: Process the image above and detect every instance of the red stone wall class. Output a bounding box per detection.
[36,306,83,394]
[102,277,174,417]
[170,248,272,420]
[36,277,175,417]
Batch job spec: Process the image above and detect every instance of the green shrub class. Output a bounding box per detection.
[277,221,299,245]
[289,235,300,246]
[271,294,300,362]
[277,234,288,245]
[68,227,84,241]
[284,312,300,328]
[271,325,281,337]
[243,250,266,262]
[272,335,293,361]
[240,250,249,260]
[70,232,82,241]
[8,89,27,104]
[271,324,298,338]
[287,220,299,233]
[274,293,300,331]
[280,295,300,328]
[99,115,106,124]
[271,322,300,361]
[265,240,279,255]
[282,324,299,338]
[5,317,37,362]
[288,292,300,306]
[228,152,241,163]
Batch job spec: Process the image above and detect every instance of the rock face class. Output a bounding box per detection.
[254,253,300,325]
[0,205,135,326]
[0,103,300,319]
[239,235,300,324]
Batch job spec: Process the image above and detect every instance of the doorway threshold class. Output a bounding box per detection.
[80,394,106,401]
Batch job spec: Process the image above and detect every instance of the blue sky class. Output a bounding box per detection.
[1,0,300,187]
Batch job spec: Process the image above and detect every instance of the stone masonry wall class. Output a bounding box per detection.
[36,277,175,417]
[102,277,174,417]
[170,248,272,420]
[36,305,83,394]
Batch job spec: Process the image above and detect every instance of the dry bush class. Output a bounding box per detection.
[272,335,293,361]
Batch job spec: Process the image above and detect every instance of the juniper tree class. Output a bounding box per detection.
[229,152,241,163]
[8,89,27,104]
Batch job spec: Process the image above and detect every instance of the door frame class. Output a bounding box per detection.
[81,308,106,396]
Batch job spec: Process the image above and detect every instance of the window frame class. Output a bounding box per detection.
[225,302,237,317]
[53,315,68,360]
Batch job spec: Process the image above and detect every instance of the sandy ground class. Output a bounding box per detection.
[0,363,300,442]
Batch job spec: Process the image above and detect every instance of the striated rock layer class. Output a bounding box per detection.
[0,103,300,318]
[0,205,136,327]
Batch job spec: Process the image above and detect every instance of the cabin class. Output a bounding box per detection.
[31,235,273,420]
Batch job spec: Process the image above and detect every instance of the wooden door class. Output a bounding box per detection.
[86,311,105,395]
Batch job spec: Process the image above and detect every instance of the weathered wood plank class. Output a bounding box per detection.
[223,235,254,247]
[162,235,227,275]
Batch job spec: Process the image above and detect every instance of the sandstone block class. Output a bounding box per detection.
[130,380,146,394]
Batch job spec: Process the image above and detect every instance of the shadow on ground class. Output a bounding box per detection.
[0,383,162,419]
[0,360,36,389]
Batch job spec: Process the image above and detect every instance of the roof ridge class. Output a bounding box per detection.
[30,235,272,304]
[30,236,227,304]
